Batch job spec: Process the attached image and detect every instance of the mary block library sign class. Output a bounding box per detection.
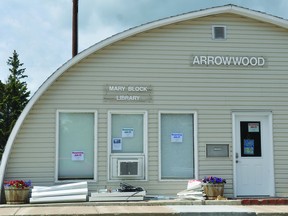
[104,85,152,102]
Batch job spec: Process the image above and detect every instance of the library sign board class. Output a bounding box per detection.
[104,85,152,102]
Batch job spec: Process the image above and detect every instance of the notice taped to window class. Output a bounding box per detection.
[171,133,183,143]
[112,138,122,150]
[248,123,259,132]
[122,128,134,138]
[72,151,84,161]
[244,139,254,155]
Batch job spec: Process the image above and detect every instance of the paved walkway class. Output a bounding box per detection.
[0,202,288,215]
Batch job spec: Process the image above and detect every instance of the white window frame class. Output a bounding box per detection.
[107,110,148,181]
[55,110,98,183]
[212,25,227,40]
[158,111,198,181]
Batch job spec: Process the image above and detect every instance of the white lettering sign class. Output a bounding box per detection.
[191,55,265,67]
[128,86,148,92]
[109,86,126,91]
[105,85,152,102]
[116,95,140,101]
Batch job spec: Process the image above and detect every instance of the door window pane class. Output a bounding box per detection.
[240,121,261,157]
[58,112,95,180]
[161,113,194,179]
[111,114,143,153]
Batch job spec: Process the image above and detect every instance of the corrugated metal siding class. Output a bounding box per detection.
[5,13,288,197]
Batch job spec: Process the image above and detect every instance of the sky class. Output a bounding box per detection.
[1,0,288,95]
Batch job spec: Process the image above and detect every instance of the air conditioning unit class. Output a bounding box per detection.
[118,160,140,177]
[110,156,145,180]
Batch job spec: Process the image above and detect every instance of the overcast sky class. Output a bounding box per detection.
[1,0,288,95]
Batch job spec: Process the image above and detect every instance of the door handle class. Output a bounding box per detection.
[236,153,239,159]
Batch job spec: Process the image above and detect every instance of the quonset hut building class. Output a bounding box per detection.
[1,4,288,199]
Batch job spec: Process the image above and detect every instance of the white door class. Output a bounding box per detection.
[233,112,274,197]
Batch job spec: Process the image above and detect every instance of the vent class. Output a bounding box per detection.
[206,144,229,157]
[118,160,139,177]
[212,26,226,40]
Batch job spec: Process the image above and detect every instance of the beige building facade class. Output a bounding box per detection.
[1,4,288,199]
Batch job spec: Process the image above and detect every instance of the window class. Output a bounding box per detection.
[108,111,147,180]
[212,25,226,40]
[240,121,262,157]
[57,111,97,181]
[111,113,144,153]
[160,112,195,180]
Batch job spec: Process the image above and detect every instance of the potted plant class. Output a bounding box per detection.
[4,180,32,204]
[202,176,226,200]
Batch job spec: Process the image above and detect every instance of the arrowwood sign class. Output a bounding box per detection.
[191,55,265,67]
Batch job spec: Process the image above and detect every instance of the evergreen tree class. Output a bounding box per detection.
[0,50,30,157]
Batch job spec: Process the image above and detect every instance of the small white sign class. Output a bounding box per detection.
[248,123,260,132]
[171,133,183,143]
[72,151,84,161]
[122,128,134,138]
[112,138,122,150]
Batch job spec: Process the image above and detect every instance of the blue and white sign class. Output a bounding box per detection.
[244,139,254,155]
[122,128,134,138]
[112,138,122,150]
[171,133,183,143]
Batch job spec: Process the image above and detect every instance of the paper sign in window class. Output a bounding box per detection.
[112,138,122,150]
[122,128,134,138]
[171,133,183,143]
[248,123,259,132]
[244,139,254,155]
[72,151,84,161]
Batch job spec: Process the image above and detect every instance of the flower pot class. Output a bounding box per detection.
[4,188,30,204]
[203,183,224,200]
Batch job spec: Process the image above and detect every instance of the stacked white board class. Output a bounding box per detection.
[30,182,88,203]
[89,191,146,202]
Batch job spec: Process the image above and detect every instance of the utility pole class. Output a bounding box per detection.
[72,0,78,57]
